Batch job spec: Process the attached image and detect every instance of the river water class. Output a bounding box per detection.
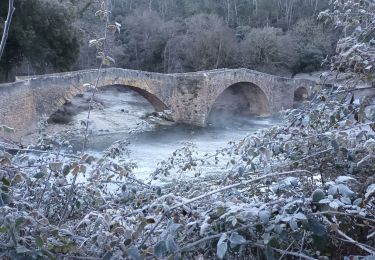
[31,86,279,182]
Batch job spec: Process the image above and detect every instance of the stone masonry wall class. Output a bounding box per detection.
[0,68,316,137]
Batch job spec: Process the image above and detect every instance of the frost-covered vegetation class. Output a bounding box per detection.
[2,81,375,259]
[1,0,375,259]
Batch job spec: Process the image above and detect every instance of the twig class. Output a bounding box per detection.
[170,170,311,211]
[138,214,166,249]
[59,0,111,225]
[138,170,312,248]
[0,145,80,159]
[333,86,375,95]
[106,167,151,188]
[310,211,375,223]
[0,0,15,60]
[253,243,317,260]
[279,239,295,260]
[299,230,306,260]
[323,216,375,255]
[58,255,101,260]
[178,224,254,253]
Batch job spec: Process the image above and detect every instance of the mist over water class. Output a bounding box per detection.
[40,86,280,180]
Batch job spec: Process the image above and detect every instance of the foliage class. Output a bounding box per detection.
[0,0,80,81]
[319,0,375,79]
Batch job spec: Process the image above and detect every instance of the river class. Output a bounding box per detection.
[26,86,280,183]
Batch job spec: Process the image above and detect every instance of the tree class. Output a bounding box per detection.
[0,0,15,60]
[239,27,298,75]
[289,18,336,74]
[113,10,172,72]
[0,0,80,81]
[179,14,237,71]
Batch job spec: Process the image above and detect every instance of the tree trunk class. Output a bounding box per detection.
[0,0,15,61]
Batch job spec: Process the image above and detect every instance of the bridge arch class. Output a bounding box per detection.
[46,81,170,125]
[294,86,309,102]
[206,81,270,124]
[112,85,169,112]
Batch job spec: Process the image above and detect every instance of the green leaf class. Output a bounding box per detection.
[34,172,45,179]
[2,177,10,187]
[308,218,326,237]
[229,232,246,245]
[146,218,155,224]
[36,235,44,247]
[154,241,167,258]
[1,192,10,205]
[217,233,228,259]
[49,162,62,172]
[0,225,8,233]
[312,189,325,202]
[15,217,25,228]
[63,165,70,176]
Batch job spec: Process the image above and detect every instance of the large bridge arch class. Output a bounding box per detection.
[122,85,169,112]
[48,83,170,124]
[29,69,173,125]
[206,81,270,123]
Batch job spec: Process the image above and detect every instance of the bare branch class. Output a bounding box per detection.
[0,0,15,60]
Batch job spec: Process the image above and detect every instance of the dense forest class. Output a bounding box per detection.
[0,0,338,82]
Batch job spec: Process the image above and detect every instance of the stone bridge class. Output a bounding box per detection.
[0,68,315,136]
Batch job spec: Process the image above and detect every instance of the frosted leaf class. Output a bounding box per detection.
[353,198,362,206]
[329,200,341,209]
[259,211,271,224]
[294,212,307,220]
[229,232,246,245]
[340,197,351,205]
[289,219,298,231]
[365,184,375,199]
[88,39,97,47]
[319,198,331,204]
[328,184,354,197]
[335,176,355,183]
[364,139,375,153]
[217,233,228,259]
